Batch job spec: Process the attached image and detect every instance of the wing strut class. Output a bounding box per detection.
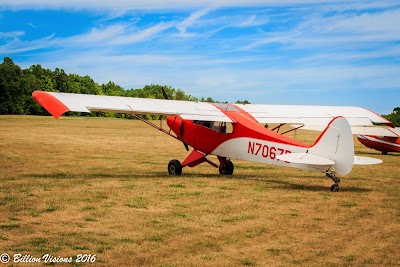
[130,113,184,144]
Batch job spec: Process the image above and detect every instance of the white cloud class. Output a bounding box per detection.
[111,21,175,45]
[237,15,268,27]
[176,7,213,35]
[0,0,378,12]
[0,31,25,39]
[243,7,400,51]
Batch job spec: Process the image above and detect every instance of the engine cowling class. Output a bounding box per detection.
[166,116,184,138]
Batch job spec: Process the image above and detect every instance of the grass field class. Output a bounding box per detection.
[0,115,399,266]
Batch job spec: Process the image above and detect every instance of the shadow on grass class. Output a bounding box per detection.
[250,178,372,193]
[27,172,168,179]
[27,171,371,192]
[355,151,399,157]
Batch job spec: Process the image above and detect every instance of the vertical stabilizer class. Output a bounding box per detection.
[309,117,354,176]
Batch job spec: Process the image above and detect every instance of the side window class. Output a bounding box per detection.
[194,121,232,134]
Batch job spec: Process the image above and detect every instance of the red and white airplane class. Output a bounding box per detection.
[357,129,400,155]
[32,90,385,192]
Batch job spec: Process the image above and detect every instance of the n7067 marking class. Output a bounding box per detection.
[247,141,291,160]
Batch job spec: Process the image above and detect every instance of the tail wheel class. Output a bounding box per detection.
[330,183,340,192]
[168,160,182,175]
[219,160,234,175]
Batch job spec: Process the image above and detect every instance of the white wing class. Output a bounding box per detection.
[296,125,399,138]
[235,104,392,127]
[32,91,232,122]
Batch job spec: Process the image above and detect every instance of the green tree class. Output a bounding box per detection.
[102,81,124,96]
[235,100,251,104]
[0,57,25,114]
[53,68,68,92]
[383,107,400,127]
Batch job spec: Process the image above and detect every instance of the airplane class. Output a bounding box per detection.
[357,128,400,155]
[32,90,385,192]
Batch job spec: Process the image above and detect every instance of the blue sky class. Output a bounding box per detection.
[1,0,399,114]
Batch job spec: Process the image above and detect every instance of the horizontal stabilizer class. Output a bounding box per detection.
[354,156,382,165]
[277,153,335,166]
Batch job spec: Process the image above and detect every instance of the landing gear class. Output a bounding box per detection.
[330,183,340,192]
[219,160,234,175]
[167,153,234,176]
[168,159,182,175]
[326,171,340,192]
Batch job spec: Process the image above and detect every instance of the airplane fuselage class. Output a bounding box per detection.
[166,103,332,173]
[357,134,400,154]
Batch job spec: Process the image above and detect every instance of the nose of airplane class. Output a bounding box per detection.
[166,116,183,138]
[166,116,174,129]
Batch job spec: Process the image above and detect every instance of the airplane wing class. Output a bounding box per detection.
[294,125,399,138]
[390,127,400,136]
[235,104,393,127]
[32,91,232,122]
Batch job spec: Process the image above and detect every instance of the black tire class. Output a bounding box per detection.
[330,183,340,192]
[219,160,234,175]
[168,159,182,175]
[382,151,388,155]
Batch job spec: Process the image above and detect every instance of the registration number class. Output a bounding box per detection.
[247,141,291,160]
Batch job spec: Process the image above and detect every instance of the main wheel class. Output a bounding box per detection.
[168,159,182,175]
[219,160,234,175]
[330,183,340,192]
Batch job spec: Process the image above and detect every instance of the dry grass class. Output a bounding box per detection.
[0,115,399,266]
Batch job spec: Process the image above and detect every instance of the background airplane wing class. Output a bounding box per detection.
[32,91,232,122]
[235,104,394,127]
[390,128,400,136]
[295,125,399,137]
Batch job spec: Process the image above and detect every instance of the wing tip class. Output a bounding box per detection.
[32,90,70,118]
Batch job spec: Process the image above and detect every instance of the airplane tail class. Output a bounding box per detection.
[277,116,382,176]
[308,116,354,176]
[277,117,355,176]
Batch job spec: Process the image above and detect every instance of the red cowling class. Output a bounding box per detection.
[166,116,184,138]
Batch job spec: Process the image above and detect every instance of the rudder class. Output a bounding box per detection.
[309,117,354,176]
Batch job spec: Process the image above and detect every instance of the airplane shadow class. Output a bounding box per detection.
[243,178,372,193]
[355,151,399,157]
[28,172,371,193]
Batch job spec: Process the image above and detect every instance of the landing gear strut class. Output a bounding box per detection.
[326,171,340,192]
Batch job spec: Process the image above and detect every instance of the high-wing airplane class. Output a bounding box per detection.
[32,90,384,192]
[357,128,400,155]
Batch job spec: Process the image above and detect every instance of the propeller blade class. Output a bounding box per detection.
[161,87,169,100]
[179,115,190,151]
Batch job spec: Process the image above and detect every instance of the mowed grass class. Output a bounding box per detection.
[0,115,399,266]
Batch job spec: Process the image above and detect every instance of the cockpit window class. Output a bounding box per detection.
[194,120,232,134]
[213,103,240,112]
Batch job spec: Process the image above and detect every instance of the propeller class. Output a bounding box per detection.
[161,87,189,151]
[161,86,169,100]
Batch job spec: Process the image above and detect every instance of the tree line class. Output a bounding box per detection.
[0,57,398,126]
